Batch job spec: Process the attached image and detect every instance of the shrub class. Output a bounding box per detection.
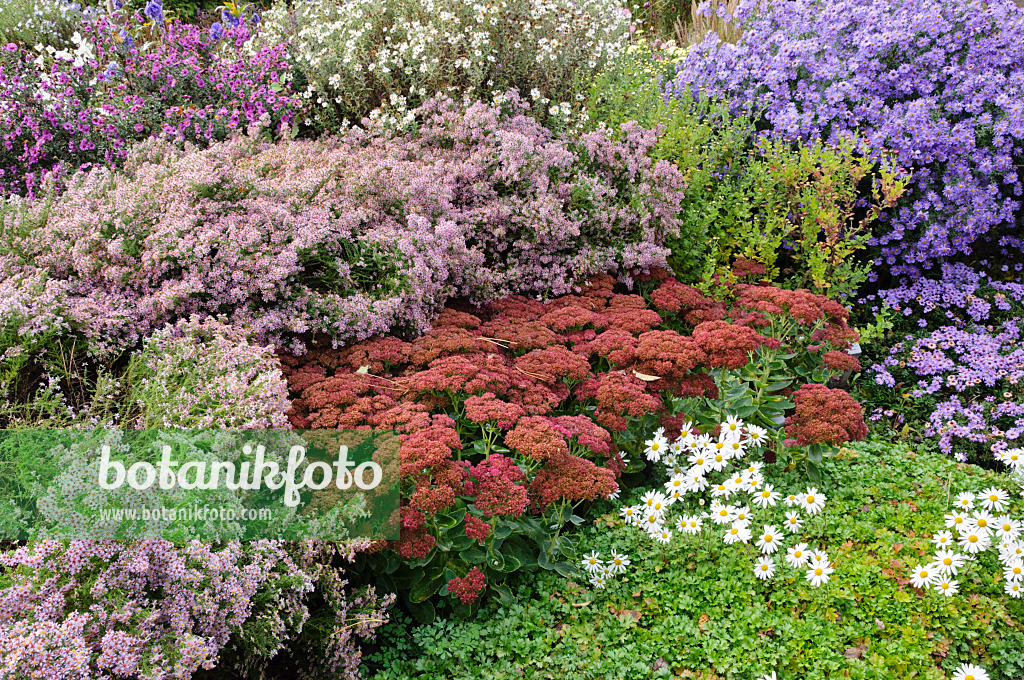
[588,42,907,294]
[0,13,299,196]
[669,0,1024,279]
[0,539,393,680]
[281,272,865,616]
[124,317,292,429]
[253,0,631,131]
[0,92,685,367]
[0,0,94,48]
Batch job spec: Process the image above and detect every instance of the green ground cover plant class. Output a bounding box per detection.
[366,439,1024,680]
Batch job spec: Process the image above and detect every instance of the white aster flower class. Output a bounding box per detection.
[969,510,996,533]
[653,528,673,544]
[1006,581,1023,598]
[744,424,768,447]
[934,578,959,596]
[709,503,737,525]
[590,574,606,589]
[995,517,1021,541]
[645,434,669,462]
[620,505,640,525]
[784,492,801,508]
[581,551,602,573]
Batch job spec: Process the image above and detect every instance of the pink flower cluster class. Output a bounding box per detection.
[0,16,299,196]
[0,93,685,360]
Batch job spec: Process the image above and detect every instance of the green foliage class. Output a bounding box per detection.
[588,46,908,297]
[366,440,1024,680]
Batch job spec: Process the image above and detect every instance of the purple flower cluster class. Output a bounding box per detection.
[0,92,684,358]
[872,321,1024,459]
[863,263,1024,329]
[0,14,299,196]
[0,539,391,680]
[669,0,1024,277]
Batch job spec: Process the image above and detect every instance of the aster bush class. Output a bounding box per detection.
[0,539,393,680]
[588,41,907,293]
[669,0,1024,279]
[253,0,633,132]
[0,92,684,384]
[0,11,299,196]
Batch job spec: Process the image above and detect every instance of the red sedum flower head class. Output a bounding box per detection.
[784,383,868,447]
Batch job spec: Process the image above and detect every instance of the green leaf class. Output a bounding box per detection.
[492,522,512,541]
[552,561,577,578]
[407,599,435,625]
[492,583,516,606]
[461,547,487,564]
[409,574,443,603]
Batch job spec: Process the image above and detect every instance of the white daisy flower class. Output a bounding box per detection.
[783,511,804,533]
[1006,581,1023,598]
[723,523,752,545]
[641,511,665,532]
[954,491,976,511]
[619,505,640,525]
[744,424,768,447]
[959,529,991,554]
[995,517,1021,541]
[685,473,709,493]
[801,487,826,515]
[754,556,775,580]
[933,549,966,576]
[1000,541,1024,562]
[809,550,830,567]
[932,531,955,548]
[969,510,996,533]
[752,484,781,509]
[979,487,1009,512]
[909,564,936,588]
[934,579,959,597]
[786,543,810,568]
[756,525,782,555]
[723,415,744,437]
[608,550,630,574]
[995,447,1022,468]
[687,451,711,474]
[1003,559,1023,583]
[644,433,668,462]
[581,551,602,573]
[710,503,737,525]
[783,493,800,508]
[680,515,703,534]
[945,510,969,531]
[727,439,746,457]
[664,474,687,495]
[733,506,752,524]
[805,564,833,586]
[951,663,989,680]
[590,574,606,589]
[653,529,673,544]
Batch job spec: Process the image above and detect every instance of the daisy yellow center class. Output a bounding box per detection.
[716,443,724,450]
[789,519,797,524]
[806,496,815,503]
[652,443,660,450]
[715,455,723,462]
[1003,524,1011,531]
[761,565,768,571]
[919,571,928,578]
[955,517,963,524]
[814,568,822,576]
[942,584,949,590]
[977,519,988,527]
[762,491,770,498]
[764,535,773,542]
[1014,568,1022,575]
[990,495,998,501]
[750,480,759,487]
[730,529,738,535]
[943,558,952,565]
[969,536,978,543]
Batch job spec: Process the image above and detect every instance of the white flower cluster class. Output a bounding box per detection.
[580,549,630,589]
[613,416,836,587]
[912,488,1024,599]
[253,0,629,128]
